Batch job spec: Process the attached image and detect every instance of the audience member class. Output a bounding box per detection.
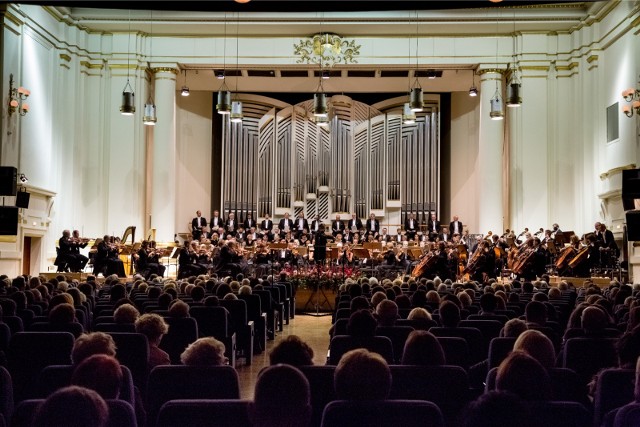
[135,313,170,368]
[249,364,311,427]
[72,332,117,365]
[32,386,109,427]
[401,330,446,366]
[180,337,227,366]
[495,351,551,401]
[113,304,140,324]
[334,348,391,401]
[513,329,555,368]
[269,335,314,366]
[71,354,123,399]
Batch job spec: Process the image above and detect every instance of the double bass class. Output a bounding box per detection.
[411,250,438,278]
[555,246,577,270]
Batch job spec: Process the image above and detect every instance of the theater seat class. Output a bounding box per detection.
[156,399,251,427]
[321,399,445,427]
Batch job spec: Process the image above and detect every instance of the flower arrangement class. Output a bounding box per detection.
[282,264,362,290]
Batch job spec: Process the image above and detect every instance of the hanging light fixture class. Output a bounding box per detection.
[120,10,135,116]
[217,13,231,115]
[489,12,503,120]
[469,70,478,97]
[402,103,416,125]
[409,11,423,112]
[230,12,243,123]
[181,70,190,97]
[506,14,522,107]
[143,10,156,126]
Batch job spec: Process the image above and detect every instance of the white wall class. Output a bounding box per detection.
[175,91,213,234]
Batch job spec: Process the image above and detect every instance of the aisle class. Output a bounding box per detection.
[236,313,333,399]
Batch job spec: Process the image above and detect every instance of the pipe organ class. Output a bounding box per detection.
[221,94,440,226]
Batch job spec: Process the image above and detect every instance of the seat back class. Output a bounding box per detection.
[107,332,149,390]
[94,323,137,333]
[28,322,84,338]
[487,337,516,368]
[159,317,199,364]
[613,402,640,427]
[328,335,394,365]
[485,367,587,403]
[38,364,135,405]
[527,401,591,427]
[11,399,137,427]
[458,320,503,341]
[389,365,469,426]
[147,365,240,427]
[299,365,337,427]
[0,366,13,423]
[593,368,636,427]
[430,327,485,364]
[321,400,445,427]
[375,326,414,363]
[8,332,74,402]
[156,399,251,427]
[436,337,470,369]
[189,306,229,339]
[562,338,618,385]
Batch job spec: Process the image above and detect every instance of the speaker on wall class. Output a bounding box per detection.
[15,191,30,209]
[626,211,640,242]
[622,169,640,211]
[0,206,18,235]
[0,167,17,196]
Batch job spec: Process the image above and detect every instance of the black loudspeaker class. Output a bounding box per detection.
[622,169,640,211]
[0,206,18,235]
[0,167,17,196]
[15,191,30,209]
[626,211,640,241]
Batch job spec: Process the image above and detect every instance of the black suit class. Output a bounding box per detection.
[279,218,295,233]
[310,220,322,233]
[209,216,224,231]
[224,218,238,235]
[366,219,380,236]
[261,219,273,231]
[192,216,207,240]
[244,218,256,231]
[347,218,363,232]
[427,220,441,239]
[449,221,463,236]
[295,218,309,234]
[405,218,418,239]
[332,220,345,235]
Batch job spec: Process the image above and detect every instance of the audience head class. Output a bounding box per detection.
[250,365,311,427]
[113,303,140,324]
[48,303,76,324]
[464,391,536,427]
[439,300,461,328]
[617,325,640,368]
[350,296,370,312]
[375,299,399,327]
[525,301,547,326]
[346,309,378,338]
[72,332,117,365]
[33,386,108,427]
[407,307,432,321]
[168,300,190,318]
[495,351,551,401]
[479,293,498,314]
[581,305,608,333]
[71,354,122,399]
[401,330,446,366]
[269,335,314,367]
[500,318,527,338]
[180,337,226,366]
[135,313,169,346]
[334,348,391,401]
[513,329,555,368]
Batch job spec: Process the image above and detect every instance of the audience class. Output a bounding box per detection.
[135,313,170,368]
[180,337,227,366]
[495,351,552,401]
[72,332,117,365]
[401,330,446,366]
[269,335,314,366]
[32,386,109,427]
[71,354,123,399]
[334,348,391,401]
[250,364,311,427]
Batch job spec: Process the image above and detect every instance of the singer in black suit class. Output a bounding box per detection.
[279,213,295,233]
[295,213,309,237]
[404,213,419,240]
[347,213,363,233]
[310,216,322,234]
[365,213,380,237]
[427,213,441,240]
[191,210,207,241]
[332,215,345,236]
[261,214,274,232]
[209,210,224,233]
[224,212,238,236]
[244,213,256,231]
[449,216,463,236]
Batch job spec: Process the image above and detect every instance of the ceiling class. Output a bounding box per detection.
[11,1,610,94]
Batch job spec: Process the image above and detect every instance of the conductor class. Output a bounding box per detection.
[313,225,332,264]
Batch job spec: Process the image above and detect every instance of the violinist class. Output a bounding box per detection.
[137,240,162,279]
[55,230,73,272]
[339,244,356,266]
[178,241,197,279]
[95,235,126,277]
[70,230,89,272]
[434,242,450,280]
[219,241,244,277]
[148,240,167,277]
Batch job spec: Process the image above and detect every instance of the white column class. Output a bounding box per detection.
[150,67,177,243]
[477,69,505,234]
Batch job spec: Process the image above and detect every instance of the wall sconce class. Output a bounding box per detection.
[18,173,28,184]
[622,75,640,118]
[8,74,30,116]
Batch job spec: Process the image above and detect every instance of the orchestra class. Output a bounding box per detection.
[64,211,625,283]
